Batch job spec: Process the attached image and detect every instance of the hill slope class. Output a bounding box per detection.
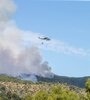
[37,75,90,88]
[0,74,90,88]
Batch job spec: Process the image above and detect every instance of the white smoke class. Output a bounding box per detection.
[0,0,15,20]
[0,0,53,77]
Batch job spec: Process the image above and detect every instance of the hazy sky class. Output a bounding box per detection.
[14,0,90,77]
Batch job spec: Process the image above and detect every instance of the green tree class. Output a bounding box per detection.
[86,78,90,93]
[50,85,79,100]
[33,90,48,100]
[85,78,90,100]
[0,97,2,100]
[24,94,32,100]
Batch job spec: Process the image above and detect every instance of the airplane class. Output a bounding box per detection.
[38,36,51,41]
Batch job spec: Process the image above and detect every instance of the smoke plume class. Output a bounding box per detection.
[0,0,53,77]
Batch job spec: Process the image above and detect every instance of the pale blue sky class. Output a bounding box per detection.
[14,0,90,77]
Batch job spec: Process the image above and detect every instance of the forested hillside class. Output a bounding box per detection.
[37,75,90,88]
[0,74,90,100]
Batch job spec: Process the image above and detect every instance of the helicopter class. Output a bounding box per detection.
[38,36,51,45]
[38,36,51,41]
